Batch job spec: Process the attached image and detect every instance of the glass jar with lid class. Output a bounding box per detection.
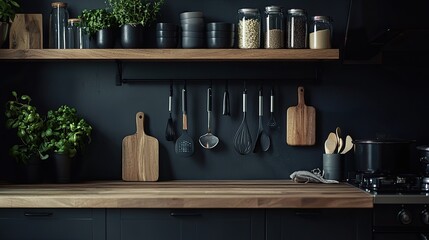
[49,2,69,49]
[264,6,284,49]
[237,8,261,49]
[287,8,307,49]
[66,18,79,49]
[309,16,333,49]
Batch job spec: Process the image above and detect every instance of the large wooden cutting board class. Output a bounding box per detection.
[9,14,43,49]
[286,86,316,146]
[122,112,159,181]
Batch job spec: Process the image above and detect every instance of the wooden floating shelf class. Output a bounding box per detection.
[0,49,339,61]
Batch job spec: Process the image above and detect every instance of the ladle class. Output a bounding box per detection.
[199,87,219,149]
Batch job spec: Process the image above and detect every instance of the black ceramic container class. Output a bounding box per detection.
[121,24,143,48]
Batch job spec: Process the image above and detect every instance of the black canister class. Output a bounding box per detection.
[353,139,414,175]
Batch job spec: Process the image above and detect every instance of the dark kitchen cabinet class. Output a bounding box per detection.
[266,209,372,240]
[0,208,105,240]
[106,209,265,240]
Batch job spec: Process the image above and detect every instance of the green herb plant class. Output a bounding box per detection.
[5,91,49,163]
[108,0,164,27]
[79,8,117,37]
[44,105,92,158]
[0,0,20,22]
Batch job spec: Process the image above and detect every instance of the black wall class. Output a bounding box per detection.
[1,0,429,181]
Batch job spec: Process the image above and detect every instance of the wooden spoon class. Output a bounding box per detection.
[341,135,353,154]
[335,127,342,153]
[324,132,337,154]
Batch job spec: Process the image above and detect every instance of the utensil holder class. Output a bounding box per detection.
[323,153,344,181]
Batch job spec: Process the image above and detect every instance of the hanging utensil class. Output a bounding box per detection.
[268,87,277,129]
[175,82,194,157]
[233,83,252,155]
[222,79,230,116]
[253,87,270,152]
[165,81,176,141]
[199,86,219,149]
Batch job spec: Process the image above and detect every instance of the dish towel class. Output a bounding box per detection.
[290,168,339,184]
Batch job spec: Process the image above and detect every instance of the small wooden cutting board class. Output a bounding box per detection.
[9,14,43,49]
[122,112,159,181]
[286,86,316,146]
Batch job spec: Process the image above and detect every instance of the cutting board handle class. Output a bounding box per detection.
[297,86,305,106]
[135,112,145,134]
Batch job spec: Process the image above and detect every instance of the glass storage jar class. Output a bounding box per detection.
[237,8,261,49]
[66,18,79,49]
[287,8,307,49]
[264,6,284,49]
[66,18,90,49]
[49,2,69,49]
[309,16,333,49]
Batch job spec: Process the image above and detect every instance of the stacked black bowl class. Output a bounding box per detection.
[206,22,235,48]
[180,11,205,48]
[156,23,178,48]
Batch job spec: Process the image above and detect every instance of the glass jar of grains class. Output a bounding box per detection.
[264,6,284,49]
[309,16,333,49]
[237,8,261,49]
[287,8,307,49]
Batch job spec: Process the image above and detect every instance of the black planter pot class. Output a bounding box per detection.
[25,157,43,184]
[53,153,72,183]
[120,24,143,48]
[96,28,115,49]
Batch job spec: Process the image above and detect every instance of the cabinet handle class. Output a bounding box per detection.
[24,212,53,217]
[294,211,321,216]
[170,212,201,217]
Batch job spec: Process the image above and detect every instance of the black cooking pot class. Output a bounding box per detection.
[416,145,429,176]
[353,139,414,174]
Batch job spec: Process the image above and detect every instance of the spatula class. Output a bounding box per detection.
[324,132,337,154]
[175,84,194,157]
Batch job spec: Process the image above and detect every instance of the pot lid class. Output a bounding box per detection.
[353,139,415,144]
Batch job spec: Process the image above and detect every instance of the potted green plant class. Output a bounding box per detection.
[108,0,164,48]
[0,0,19,47]
[5,91,49,183]
[79,8,117,48]
[44,105,92,183]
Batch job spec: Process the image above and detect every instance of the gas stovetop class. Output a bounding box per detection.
[350,173,429,204]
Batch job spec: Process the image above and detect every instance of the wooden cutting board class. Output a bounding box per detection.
[9,14,43,49]
[122,112,159,181]
[286,86,316,146]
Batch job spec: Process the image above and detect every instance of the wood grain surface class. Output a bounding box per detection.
[9,14,43,49]
[122,112,159,181]
[0,180,373,209]
[0,49,339,60]
[286,86,316,146]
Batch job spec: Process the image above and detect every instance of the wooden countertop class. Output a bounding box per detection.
[0,180,373,209]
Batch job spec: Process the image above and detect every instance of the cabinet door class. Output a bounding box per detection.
[107,209,265,240]
[0,208,105,240]
[266,209,372,240]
